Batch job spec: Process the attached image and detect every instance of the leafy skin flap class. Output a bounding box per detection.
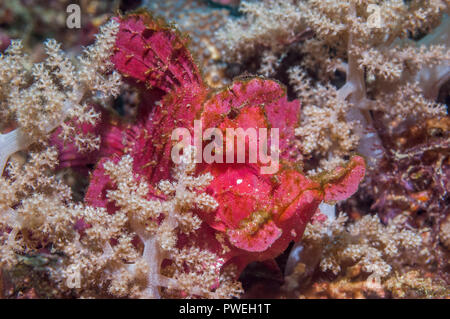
[323,156,366,202]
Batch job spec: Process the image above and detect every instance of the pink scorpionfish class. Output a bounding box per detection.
[55,12,366,277]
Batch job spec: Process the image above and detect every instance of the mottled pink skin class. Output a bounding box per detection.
[132,85,207,183]
[200,78,300,160]
[111,12,208,182]
[111,13,202,94]
[198,164,322,272]
[197,155,365,272]
[78,13,367,279]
